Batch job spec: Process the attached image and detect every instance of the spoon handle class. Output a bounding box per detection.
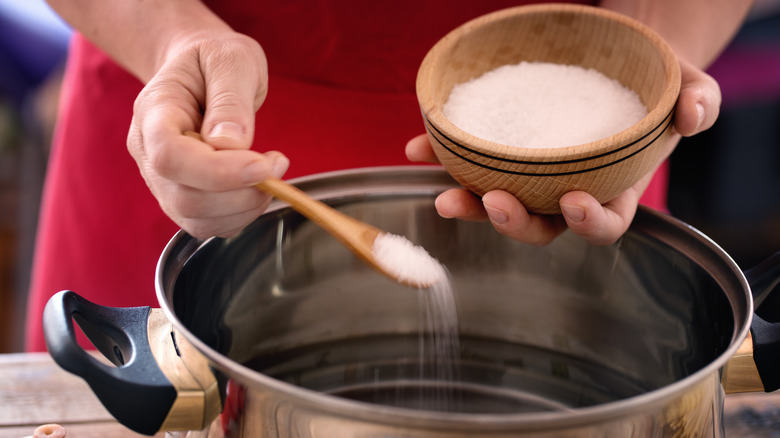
[183,131,387,280]
[255,177,380,261]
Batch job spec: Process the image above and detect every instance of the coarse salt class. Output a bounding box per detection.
[443,61,648,148]
[372,232,447,288]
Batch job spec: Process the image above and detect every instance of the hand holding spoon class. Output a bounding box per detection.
[184,131,445,288]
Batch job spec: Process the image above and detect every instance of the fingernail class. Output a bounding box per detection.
[485,205,508,225]
[695,103,705,130]
[241,160,268,185]
[210,121,245,140]
[271,156,290,178]
[561,204,585,222]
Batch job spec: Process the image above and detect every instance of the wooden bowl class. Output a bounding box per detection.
[416,4,681,214]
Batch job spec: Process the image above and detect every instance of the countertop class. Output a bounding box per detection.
[1,352,779,437]
[0,353,163,438]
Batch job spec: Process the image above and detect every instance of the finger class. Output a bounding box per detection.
[129,77,204,164]
[434,188,488,220]
[178,205,269,239]
[150,171,277,239]
[405,133,440,163]
[147,129,289,190]
[200,36,268,150]
[674,59,722,137]
[559,190,638,246]
[162,184,269,221]
[481,190,567,246]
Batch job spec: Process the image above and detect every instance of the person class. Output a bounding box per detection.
[25,0,753,352]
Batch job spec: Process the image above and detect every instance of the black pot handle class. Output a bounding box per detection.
[749,252,780,320]
[746,252,780,392]
[43,290,176,436]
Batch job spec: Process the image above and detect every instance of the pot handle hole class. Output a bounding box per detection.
[747,252,780,392]
[42,290,177,436]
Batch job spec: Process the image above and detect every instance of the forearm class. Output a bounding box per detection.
[45,0,232,83]
[599,0,754,68]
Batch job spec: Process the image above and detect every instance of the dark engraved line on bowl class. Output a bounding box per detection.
[426,114,673,177]
[423,108,673,167]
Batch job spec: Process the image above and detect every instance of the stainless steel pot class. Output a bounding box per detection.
[43,167,780,437]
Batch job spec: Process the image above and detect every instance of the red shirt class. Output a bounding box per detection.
[26,0,669,351]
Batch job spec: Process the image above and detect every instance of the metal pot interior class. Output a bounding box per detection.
[158,167,748,417]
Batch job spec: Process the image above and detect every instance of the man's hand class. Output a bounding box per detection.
[127,33,289,238]
[405,57,722,246]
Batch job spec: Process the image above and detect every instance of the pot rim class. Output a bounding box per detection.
[155,166,753,431]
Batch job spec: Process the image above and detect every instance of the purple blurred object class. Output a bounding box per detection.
[0,0,71,107]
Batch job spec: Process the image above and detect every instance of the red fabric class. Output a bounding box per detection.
[25,38,176,351]
[641,160,669,213]
[26,0,668,352]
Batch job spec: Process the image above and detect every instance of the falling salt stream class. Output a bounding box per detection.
[417,273,461,411]
[372,233,461,411]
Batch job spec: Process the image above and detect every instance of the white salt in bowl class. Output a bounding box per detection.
[416,4,681,215]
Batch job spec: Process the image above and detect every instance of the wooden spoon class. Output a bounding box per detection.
[183,131,440,288]
[256,177,438,288]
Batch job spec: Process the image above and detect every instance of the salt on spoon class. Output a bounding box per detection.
[255,177,446,288]
[372,232,447,288]
[183,131,446,289]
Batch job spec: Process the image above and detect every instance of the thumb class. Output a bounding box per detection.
[674,59,721,137]
[200,38,268,149]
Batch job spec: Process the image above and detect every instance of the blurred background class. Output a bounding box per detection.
[0,0,70,353]
[668,0,780,270]
[0,1,778,353]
